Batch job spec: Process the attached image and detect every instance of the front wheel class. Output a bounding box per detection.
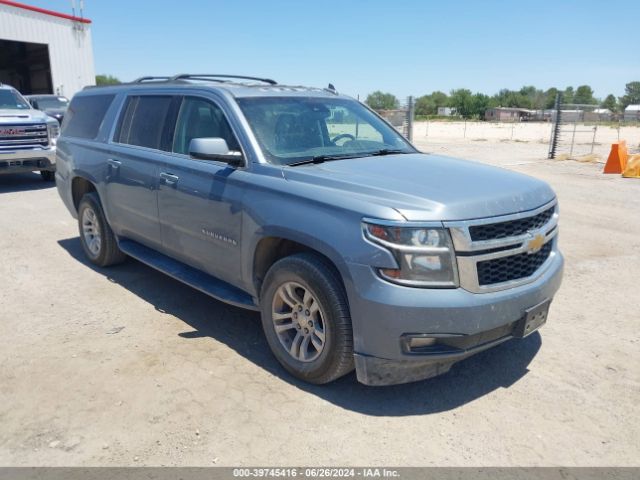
[260,253,354,384]
[77,192,126,267]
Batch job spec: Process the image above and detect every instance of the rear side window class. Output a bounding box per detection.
[116,96,173,150]
[62,94,115,139]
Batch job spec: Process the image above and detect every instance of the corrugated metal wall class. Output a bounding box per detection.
[0,4,95,98]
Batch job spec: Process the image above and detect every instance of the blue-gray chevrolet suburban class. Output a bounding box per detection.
[55,74,563,386]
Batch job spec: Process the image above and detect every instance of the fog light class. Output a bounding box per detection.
[380,268,401,279]
[408,337,437,349]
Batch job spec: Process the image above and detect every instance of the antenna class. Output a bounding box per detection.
[70,0,86,32]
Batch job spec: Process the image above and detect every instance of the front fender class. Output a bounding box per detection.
[240,199,397,300]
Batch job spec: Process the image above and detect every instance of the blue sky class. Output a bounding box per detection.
[29,0,640,99]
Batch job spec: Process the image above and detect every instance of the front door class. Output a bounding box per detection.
[157,96,245,287]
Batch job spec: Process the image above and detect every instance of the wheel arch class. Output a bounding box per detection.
[251,230,352,301]
[71,175,98,213]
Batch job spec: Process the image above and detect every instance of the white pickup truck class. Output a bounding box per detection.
[0,83,59,181]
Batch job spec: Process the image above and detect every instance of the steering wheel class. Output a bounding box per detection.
[331,133,356,145]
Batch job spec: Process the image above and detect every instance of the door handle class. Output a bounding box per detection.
[160,172,179,186]
[107,158,121,169]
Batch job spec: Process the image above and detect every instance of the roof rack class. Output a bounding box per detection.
[169,74,277,85]
[131,76,172,83]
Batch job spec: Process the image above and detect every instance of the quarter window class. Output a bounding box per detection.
[172,97,239,155]
[63,94,115,139]
[116,96,173,150]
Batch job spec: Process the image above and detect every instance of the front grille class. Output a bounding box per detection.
[477,241,553,286]
[0,124,49,150]
[469,206,555,241]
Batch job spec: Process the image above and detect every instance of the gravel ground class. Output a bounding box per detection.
[0,133,638,466]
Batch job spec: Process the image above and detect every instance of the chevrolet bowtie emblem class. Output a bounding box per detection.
[526,233,545,254]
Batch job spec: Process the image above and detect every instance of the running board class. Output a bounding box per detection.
[118,239,259,311]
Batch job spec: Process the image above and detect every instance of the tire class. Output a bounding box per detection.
[77,192,126,267]
[260,252,354,384]
[40,170,55,181]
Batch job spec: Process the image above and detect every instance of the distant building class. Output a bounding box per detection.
[584,108,612,122]
[624,105,640,122]
[484,107,533,122]
[556,110,584,122]
[437,107,455,116]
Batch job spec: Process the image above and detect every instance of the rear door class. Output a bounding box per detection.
[157,95,245,286]
[105,94,178,249]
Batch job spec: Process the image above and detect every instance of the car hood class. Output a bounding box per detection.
[281,153,555,221]
[0,108,52,123]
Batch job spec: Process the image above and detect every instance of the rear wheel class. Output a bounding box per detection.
[77,192,126,267]
[40,170,55,181]
[260,253,354,384]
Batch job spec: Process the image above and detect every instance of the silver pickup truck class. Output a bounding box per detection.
[55,74,564,386]
[0,83,59,181]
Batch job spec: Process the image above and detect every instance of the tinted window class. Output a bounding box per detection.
[172,97,239,155]
[62,94,115,139]
[116,96,173,150]
[33,96,69,110]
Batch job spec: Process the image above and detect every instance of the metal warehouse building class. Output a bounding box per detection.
[0,0,95,98]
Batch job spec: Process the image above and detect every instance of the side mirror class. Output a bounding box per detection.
[189,138,244,166]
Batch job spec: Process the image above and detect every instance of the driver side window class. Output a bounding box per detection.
[172,97,239,155]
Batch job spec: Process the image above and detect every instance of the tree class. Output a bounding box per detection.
[601,94,618,112]
[415,95,432,116]
[471,93,491,118]
[448,89,474,118]
[619,81,640,109]
[519,86,545,109]
[492,88,530,109]
[415,91,448,116]
[95,74,121,86]
[430,91,448,111]
[544,88,560,109]
[365,91,399,110]
[563,86,574,104]
[573,85,597,105]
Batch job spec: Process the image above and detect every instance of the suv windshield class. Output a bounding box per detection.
[34,96,69,110]
[0,89,31,110]
[236,96,415,165]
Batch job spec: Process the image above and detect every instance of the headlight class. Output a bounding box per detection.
[363,221,458,287]
[48,123,60,144]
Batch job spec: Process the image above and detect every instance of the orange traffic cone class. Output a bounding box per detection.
[622,154,640,178]
[603,140,628,174]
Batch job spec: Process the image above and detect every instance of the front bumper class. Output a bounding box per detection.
[0,147,56,174]
[345,251,564,386]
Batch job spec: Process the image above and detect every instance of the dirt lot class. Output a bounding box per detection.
[1,126,639,466]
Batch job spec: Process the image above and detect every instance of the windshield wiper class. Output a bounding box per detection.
[286,149,408,167]
[286,154,362,167]
[368,149,407,156]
